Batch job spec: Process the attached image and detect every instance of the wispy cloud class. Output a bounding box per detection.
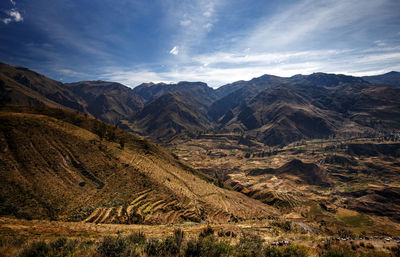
[242,0,395,52]
[169,46,179,55]
[165,0,221,57]
[56,68,89,78]
[179,19,191,27]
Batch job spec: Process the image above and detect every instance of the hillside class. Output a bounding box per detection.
[0,106,276,224]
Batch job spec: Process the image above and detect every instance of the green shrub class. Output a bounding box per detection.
[97,236,128,257]
[360,251,391,257]
[20,241,52,257]
[320,248,357,257]
[126,231,146,246]
[264,246,283,257]
[174,228,185,250]
[200,236,232,257]
[49,237,77,256]
[282,245,311,257]
[391,246,400,257]
[162,236,180,256]
[184,238,201,257]
[145,238,163,256]
[19,238,79,257]
[271,220,292,232]
[184,235,232,257]
[235,234,264,257]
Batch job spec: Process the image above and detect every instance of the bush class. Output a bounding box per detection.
[271,220,292,232]
[360,251,391,257]
[20,241,51,257]
[19,238,80,257]
[320,248,357,257]
[264,246,284,257]
[199,225,214,238]
[235,234,264,257]
[162,236,180,256]
[49,237,77,256]
[201,236,232,257]
[97,236,128,257]
[282,245,311,257]
[185,238,201,257]
[174,228,185,250]
[184,235,232,257]
[145,238,163,257]
[391,246,400,257]
[126,231,146,246]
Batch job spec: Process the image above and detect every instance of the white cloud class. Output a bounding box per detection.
[203,11,212,17]
[374,40,387,47]
[2,9,23,24]
[2,18,12,24]
[203,23,213,30]
[9,10,23,22]
[169,46,179,55]
[57,68,88,77]
[180,19,191,26]
[10,0,16,5]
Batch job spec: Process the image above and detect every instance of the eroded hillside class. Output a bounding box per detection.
[0,106,277,224]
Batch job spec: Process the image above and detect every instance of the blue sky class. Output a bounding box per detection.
[1,0,400,88]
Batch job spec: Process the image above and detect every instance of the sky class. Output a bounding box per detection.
[1,0,400,88]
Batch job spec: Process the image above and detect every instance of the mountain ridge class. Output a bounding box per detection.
[1,62,400,146]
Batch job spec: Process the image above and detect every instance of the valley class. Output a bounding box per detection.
[1,63,400,256]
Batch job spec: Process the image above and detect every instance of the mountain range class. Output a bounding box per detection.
[1,62,400,146]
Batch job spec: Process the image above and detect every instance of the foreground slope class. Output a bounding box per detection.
[0,106,276,224]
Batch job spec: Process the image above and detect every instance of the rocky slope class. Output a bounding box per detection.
[0,106,277,224]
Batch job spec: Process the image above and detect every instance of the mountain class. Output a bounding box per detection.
[131,82,217,141]
[363,71,400,87]
[133,81,217,105]
[0,63,144,126]
[209,75,290,122]
[289,72,368,87]
[131,92,212,142]
[209,72,400,146]
[0,106,276,224]
[0,62,85,111]
[219,86,339,146]
[65,81,144,125]
[2,62,400,147]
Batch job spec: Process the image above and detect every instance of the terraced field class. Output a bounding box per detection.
[169,134,400,234]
